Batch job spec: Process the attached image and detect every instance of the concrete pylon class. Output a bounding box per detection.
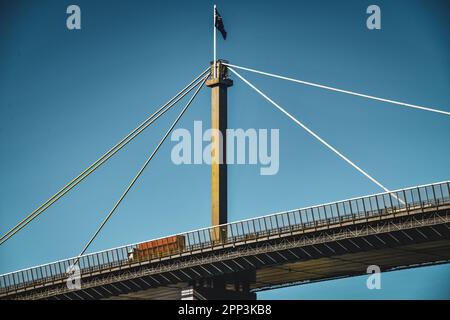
[206,60,232,243]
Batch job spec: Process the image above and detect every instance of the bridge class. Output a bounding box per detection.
[1,7,449,300]
[1,181,449,299]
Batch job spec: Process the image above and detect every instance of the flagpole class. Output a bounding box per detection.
[213,4,217,78]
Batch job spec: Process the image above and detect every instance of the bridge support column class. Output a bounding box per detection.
[206,60,233,243]
[182,270,256,300]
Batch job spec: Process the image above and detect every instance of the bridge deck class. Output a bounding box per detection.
[1,181,449,299]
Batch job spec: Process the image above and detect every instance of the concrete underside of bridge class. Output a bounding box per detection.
[106,238,450,300]
[4,206,450,300]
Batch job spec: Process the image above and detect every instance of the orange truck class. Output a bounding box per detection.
[128,235,186,262]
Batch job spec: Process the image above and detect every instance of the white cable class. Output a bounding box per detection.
[228,67,396,196]
[224,63,450,116]
[76,75,209,260]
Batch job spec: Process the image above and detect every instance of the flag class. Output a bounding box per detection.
[215,8,227,40]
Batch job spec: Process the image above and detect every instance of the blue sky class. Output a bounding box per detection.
[0,0,449,299]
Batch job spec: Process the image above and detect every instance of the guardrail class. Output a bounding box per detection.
[1,181,449,295]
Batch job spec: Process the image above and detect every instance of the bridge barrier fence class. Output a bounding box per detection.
[1,181,449,294]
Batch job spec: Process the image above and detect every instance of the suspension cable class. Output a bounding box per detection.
[76,74,209,259]
[0,68,210,246]
[224,63,450,116]
[228,67,402,200]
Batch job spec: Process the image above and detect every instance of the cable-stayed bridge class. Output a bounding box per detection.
[0,56,449,299]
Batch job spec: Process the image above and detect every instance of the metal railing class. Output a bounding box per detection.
[1,181,449,295]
